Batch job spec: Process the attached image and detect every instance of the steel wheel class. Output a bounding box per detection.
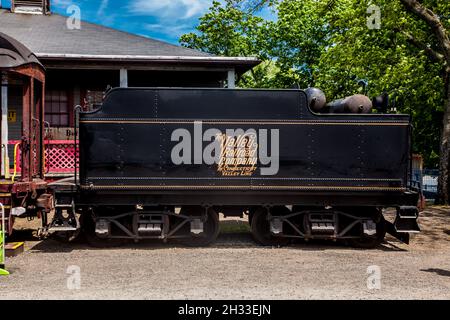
[81,213,126,248]
[176,206,220,247]
[348,214,386,249]
[251,207,290,247]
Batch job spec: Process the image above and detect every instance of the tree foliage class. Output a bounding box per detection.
[180,0,450,168]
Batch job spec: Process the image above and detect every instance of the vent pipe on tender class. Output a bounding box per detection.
[326,94,373,114]
[305,88,373,114]
[305,87,327,113]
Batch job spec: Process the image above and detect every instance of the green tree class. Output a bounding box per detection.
[396,0,450,203]
[312,0,447,170]
[313,0,449,201]
[180,0,276,87]
[181,0,450,202]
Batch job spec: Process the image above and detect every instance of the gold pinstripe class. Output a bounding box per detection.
[81,185,405,191]
[89,177,402,182]
[79,120,409,126]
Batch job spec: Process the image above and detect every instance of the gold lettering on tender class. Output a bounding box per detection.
[217,133,258,176]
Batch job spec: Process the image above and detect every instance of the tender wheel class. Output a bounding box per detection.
[81,213,126,248]
[176,206,220,247]
[348,215,386,249]
[251,207,290,247]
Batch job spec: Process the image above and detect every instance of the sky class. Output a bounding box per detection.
[1,0,276,44]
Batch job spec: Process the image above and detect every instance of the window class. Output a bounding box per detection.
[45,89,69,127]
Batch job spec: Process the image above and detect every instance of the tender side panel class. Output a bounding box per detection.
[79,88,410,192]
[92,88,304,119]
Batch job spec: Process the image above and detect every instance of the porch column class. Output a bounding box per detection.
[1,72,9,178]
[120,68,128,88]
[227,69,236,89]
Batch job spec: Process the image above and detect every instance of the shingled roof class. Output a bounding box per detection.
[0,9,259,71]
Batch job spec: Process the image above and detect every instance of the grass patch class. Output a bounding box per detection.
[220,221,251,233]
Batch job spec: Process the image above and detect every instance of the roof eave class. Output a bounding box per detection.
[36,53,261,73]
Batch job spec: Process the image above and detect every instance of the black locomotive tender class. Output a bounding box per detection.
[49,87,420,248]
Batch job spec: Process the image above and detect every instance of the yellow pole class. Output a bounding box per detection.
[4,153,10,179]
[11,142,20,182]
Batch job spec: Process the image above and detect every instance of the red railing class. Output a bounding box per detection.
[9,140,78,177]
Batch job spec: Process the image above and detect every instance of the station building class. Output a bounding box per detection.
[0,0,259,177]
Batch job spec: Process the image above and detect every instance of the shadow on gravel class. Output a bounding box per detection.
[24,233,406,253]
[12,220,407,253]
[420,268,450,277]
[7,229,38,242]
